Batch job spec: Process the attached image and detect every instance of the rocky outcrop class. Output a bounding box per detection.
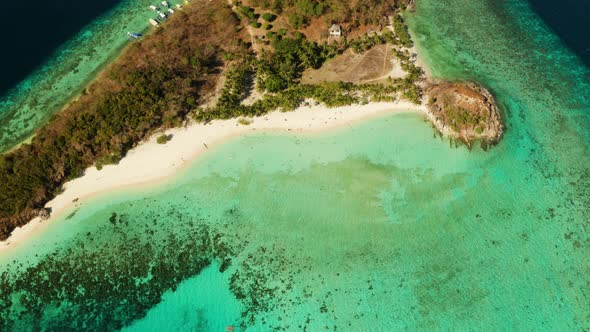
[425,81,504,148]
[38,207,52,221]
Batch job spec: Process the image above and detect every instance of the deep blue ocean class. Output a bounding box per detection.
[529,0,590,67]
[527,0,590,67]
[0,0,120,97]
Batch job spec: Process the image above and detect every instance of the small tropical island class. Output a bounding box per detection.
[2,0,590,330]
[0,0,503,241]
[426,81,504,147]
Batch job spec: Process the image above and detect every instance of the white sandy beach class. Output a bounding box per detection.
[0,101,427,253]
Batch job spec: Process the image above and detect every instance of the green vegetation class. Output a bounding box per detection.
[292,0,325,17]
[445,107,478,131]
[435,103,488,134]
[238,118,253,125]
[96,152,122,171]
[251,21,262,28]
[256,34,338,92]
[427,82,503,146]
[196,80,402,123]
[347,30,416,53]
[238,5,258,21]
[289,13,306,29]
[197,0,425,122]
[196,32,422,122]
[349,32,389,53]
[248,0,412,29]
[392,14,413,48]
[262,13,277,22]
[156,134,170,144]
[215,56,256,114]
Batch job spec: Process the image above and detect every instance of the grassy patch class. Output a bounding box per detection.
[156,134,170,144]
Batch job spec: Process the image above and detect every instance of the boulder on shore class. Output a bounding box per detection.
[38,207,52,221]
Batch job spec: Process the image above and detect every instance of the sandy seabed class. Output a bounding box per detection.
[0,101,427,253]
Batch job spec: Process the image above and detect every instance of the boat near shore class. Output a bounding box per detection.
[127,32,142,39]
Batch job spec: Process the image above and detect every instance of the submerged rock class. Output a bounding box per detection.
[425,81,504,147]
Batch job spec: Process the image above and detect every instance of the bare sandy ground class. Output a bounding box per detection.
[0,101,427,253]
[301,45,406,85]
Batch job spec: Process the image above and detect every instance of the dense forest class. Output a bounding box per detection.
[0,0,422,240]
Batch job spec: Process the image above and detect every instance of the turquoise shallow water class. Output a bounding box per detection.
[123,263,242,332]
[0,0,589,330]
[0,0,180,152]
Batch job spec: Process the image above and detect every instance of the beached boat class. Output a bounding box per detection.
[127,32,142,39]
[149,18,159,27]
[176,4,182,9]
[168,8,175,14]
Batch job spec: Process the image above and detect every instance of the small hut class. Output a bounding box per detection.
[329,24,342,37]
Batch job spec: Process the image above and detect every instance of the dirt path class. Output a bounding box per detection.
[227,0,260,56]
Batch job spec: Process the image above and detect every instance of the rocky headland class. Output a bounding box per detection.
[424,81,504,148]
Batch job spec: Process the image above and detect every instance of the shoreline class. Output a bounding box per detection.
[1,20,155,154]
[0,101,427,253]
[0,4,444,254]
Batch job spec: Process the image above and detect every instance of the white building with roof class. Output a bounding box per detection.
[329,24,342,37]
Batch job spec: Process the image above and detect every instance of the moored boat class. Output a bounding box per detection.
[127,32,142,39]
